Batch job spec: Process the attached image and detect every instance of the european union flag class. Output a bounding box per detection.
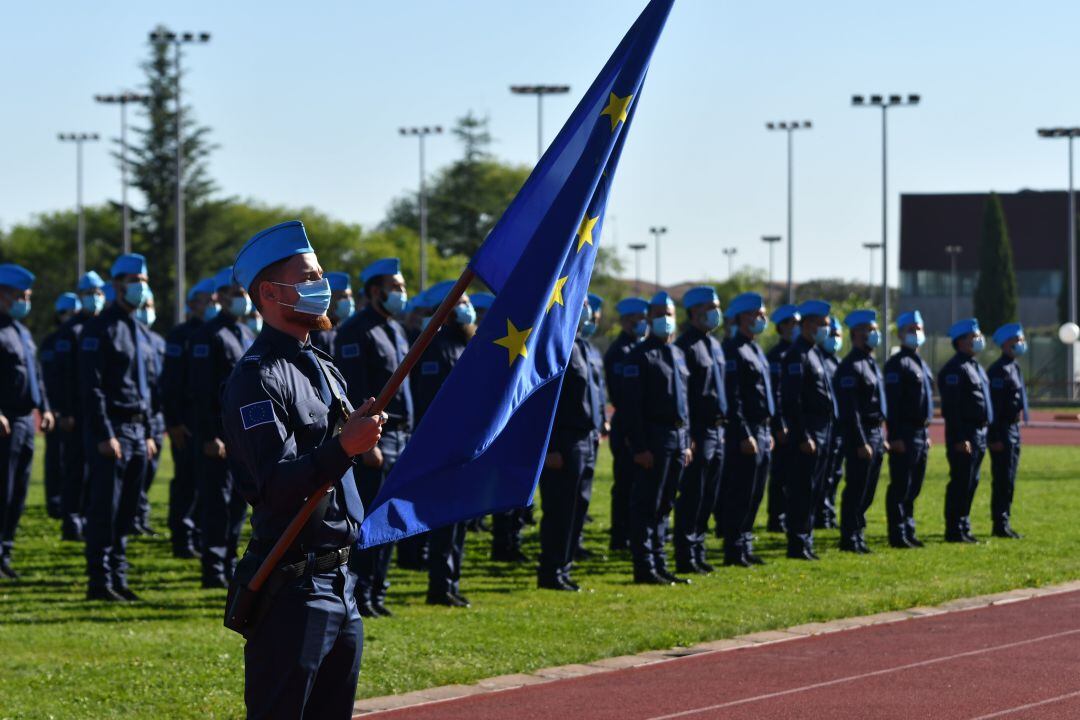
[359,0,674,548]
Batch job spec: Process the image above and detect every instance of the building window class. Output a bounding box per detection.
[900,269,1061,298]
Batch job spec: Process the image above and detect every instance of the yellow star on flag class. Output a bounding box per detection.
[599,92,633,131]
[576,215,599,252]
[493,318,532,365]
[547,276,569,312]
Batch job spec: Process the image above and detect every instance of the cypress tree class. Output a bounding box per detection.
[973,192,1018,339]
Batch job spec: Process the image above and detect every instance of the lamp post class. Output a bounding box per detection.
[399,126,443,292]
[765,120,811,303]
[762,235,781,305]
[852,93,920,357]
[862,241,882,304]
[721,247,738,279]
[649,226,667,288]
[944,244,963,326]
[94,92,150,254]
[1037,127,1080,399]
[510,85,570,161]
[149,29,211,324]
[628,243,647,293]
[58,132,100,279]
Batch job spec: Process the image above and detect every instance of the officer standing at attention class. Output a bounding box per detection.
[79,253,156,600]
[603,296,648,551]
[780,300,835,560]
[162,277,216,559]
[939,318,992,543]
[0,264,54,579]
[835,309,887,553]
[621,291,691,585]
[189,267,256,588]
[988,323,1027,539]
[221,220,384,720]
[134,292,166,535]
[765,304,799,533]
[816,318,844,529]
[413,282,475,605]
[334,257,413,616]
[884,310,934,548]
[41,292,80,519]
[55,270,107,542]
[673,286,725,574]
[310,271,353,355]
[719,292,774,567]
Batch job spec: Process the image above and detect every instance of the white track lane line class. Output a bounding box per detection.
[645,628,1080,720]
[965,689,1080,719]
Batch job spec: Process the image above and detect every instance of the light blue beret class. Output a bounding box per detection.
[425,280,457,306]
[410,289,434,310]
[724,292,764,319]
[187,277,216,301]
[948,318,980,340]
[0,264,34,290]
[797,300,831,318]
[325,271,351,292]
[103,285,116,303]
[897,310,923,329]
[234,220,314,290]
[213,266,235,290]
[682,286,718,309]
[616,297,649,316]
[77,271,106,291]
[55,292,81,313]
[361,258,401,284]
[587,293,604,313]
[651,291,674,308]
[844,309,878,328]
[111,253,147,278]
[470,292,495,310]
[993,322,1023,346]
[770,304,800,324]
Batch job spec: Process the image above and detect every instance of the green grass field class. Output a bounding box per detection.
[2,441,1079,719]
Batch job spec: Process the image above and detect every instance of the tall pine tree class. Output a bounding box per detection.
[973,192,1019,339]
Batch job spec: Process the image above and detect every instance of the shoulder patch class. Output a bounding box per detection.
[991,377,1005,389]
[55,339,71,352]
[421,360,440,376]
[885,372,899,384]
[165,343,183,358]
[622,364,640,378]
[840,376,856,389]
[787,363,802,376]
[240,400,275,430]
[192,344,209,358]
[945,374,959,386]
[341,343,360,359]
[81,337,99,352]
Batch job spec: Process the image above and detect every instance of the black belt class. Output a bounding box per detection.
[277,546,350,579]
[110,410,147,423]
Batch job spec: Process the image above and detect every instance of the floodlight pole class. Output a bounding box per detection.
[765,121,811,303]
[58,132,100,279]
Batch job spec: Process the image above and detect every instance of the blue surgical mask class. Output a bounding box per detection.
[582,319,598,337]
[729,324,739,338]
[135,307,156,326]
[904,330,925,349]
[1012,340,1027,357]
[652,316,675,337]
[972,335,986,353]
[202,302,220,321]
[420,316,432,332]
[335,297,355,320]
[454,303,477,326]
[383,290,408,315]
[9,299,30,319]
[633,319,648,339]
[703,308,722,331]
[824,335,843,354]
[246,317,263,334]
[125,281,151,309]
[814,325,830,344]
[787,325,800,343]
[273,278,332,316]
[751,317,768,335]
[81,292,105,314]
[866,329,881,349]
[229,295,252,318]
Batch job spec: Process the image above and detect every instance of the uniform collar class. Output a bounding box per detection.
[258,323,306,360]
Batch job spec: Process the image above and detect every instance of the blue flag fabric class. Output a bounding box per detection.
[359,0,673,548]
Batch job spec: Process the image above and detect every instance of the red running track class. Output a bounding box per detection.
[367,590,1080,720]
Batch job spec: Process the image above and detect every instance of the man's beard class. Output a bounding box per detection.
[283,307,333,331]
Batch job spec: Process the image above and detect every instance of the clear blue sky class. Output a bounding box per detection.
[2,0,1077,288]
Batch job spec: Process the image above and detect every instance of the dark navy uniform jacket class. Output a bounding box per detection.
[835,346,886,448]
[78,303,152,444]
[334,306,413,430]
[309,327,336,357]
[222,325,359,552]
[938,352,992,444]
[0,314,49,418]
[766,338,792,437]
[722,332,773,441]
[675,326,727,436]
[189,314,256,443]
[621,336,689,454]
[987,355,1026,443]
[161,316,202,430]
[780,335,835,442]
[40,327,64,412]
[146,329,167,440]
[603,332,638,415]
[822,352,839,400]
[411,325,468,424]
[884,346,933,440]
[552,337,606,438]
[53,312,91,418]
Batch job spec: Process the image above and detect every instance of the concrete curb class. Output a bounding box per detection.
[353,579,1080,717]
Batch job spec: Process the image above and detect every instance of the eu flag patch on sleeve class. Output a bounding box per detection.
[240,400,275,430]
